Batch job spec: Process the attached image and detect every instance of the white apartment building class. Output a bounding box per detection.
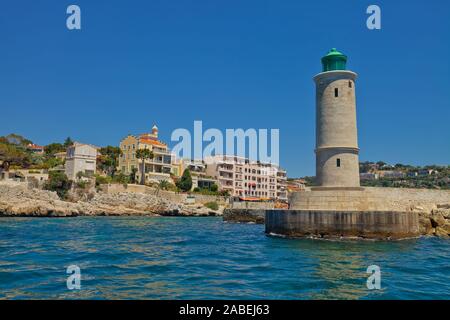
[204,155,288,201]
[65,142,98,180]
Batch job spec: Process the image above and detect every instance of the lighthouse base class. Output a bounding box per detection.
[265,210,420,240]
[264,187,450,240]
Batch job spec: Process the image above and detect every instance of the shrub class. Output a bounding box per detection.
[112,172,128,183]
[76,180,88,189]
[95,175,111,186]
[204,201,219,211]
[44,171,72,199]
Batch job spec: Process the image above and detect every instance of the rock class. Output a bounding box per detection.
[435,226,449,237]
[0,181,227,217]
[419,216,434,235]
[411,205,425,212]
[430,213,446,228]
[432,208,450,219]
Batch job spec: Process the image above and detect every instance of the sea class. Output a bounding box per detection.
[0,216,449,299]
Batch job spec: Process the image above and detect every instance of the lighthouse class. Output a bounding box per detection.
[314,48,360,188]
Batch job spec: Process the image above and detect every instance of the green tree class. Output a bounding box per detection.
[3,133,32,146]
[135,148,154,185]
[44,171,72,199]
[176,169,193,192]
[44,143,65,156]
[0,140,31,168]
[64,137,74,148]
[98,146,122,177]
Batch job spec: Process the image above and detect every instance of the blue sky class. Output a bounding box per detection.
[0,0,449,177]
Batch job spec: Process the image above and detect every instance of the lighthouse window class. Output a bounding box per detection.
[334,88,339,97]
[349,81,352,88]
[336,158,341,167]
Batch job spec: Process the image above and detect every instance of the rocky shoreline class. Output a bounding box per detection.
[0,182,223,217]
[1,181,449,238]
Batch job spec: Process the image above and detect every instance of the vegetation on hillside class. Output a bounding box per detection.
[298,162,449,189]
[0,134,73,170]
[176,169,193,192]
[44,171,72,199]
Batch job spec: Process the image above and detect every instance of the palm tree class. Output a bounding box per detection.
[135,148,154,185]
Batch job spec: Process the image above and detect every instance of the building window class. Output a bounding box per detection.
[334,88,339,97]
[337,158,341,167]
[349,81,352,88]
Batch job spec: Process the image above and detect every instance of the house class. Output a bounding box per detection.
[27,143,44,154]
[118,125,173,183]
[65,142,98,180]
[54,151,67,161]
[360,172,379,180]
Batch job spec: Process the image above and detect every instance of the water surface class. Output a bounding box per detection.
[0,217,449,299]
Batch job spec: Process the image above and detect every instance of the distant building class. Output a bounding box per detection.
[118,125,173,183]
[204,155,288,201]
[360,172,379,180]
[418,169,435,176]
[276,168,288,201]
[176,159,218,191]
[378,170,405,179]
[54,151,67,161]
[27,143,44,154]
[287,179,306,193]
[65,142,98,180]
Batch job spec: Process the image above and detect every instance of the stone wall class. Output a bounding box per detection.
[101,184,228,205]
[266,210,420,240]
[290,187,450,212]
[230,201,275,210]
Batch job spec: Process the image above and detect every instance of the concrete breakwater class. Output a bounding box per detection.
[265,210,420,240]
[282,187,450,239]
[223,207,450,239]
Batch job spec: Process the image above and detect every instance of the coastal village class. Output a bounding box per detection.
[0,125,291,205]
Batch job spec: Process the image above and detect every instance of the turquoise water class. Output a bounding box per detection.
[0,216,449,299]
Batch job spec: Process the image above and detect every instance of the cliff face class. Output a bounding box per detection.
[0,182,222,217]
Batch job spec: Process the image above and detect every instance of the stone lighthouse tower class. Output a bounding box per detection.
[314,48,360,188]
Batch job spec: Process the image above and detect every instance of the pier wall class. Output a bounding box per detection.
[265,210,420,239]
[290,187,450,212]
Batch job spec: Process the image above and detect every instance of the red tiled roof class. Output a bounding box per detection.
[28,144,44,150]
[139,137,167,147]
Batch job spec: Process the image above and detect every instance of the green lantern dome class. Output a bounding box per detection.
[321,48,347,72]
